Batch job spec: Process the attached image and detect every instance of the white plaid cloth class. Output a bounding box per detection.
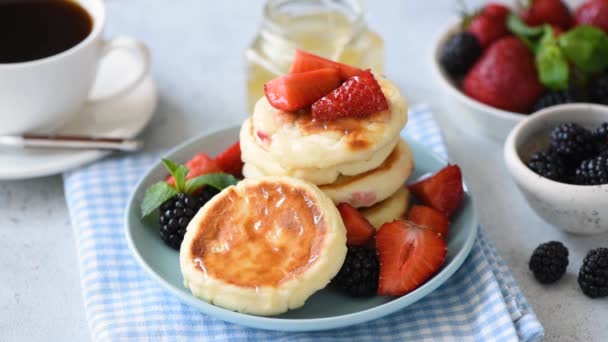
[64,105,544,341]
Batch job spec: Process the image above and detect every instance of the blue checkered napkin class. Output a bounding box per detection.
[63,105,544,342]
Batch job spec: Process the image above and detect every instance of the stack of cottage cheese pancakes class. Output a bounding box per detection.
[180,71,415,316]
[240,76,412,229]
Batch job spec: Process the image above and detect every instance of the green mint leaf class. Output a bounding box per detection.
[507,14,547,51]
[140,181,178,218]
[536,26,569,90]
[185,173,239,194]
[507,14,545,38]
[162,159,189,192]
[162,158,179,174]
[559,25,608,74]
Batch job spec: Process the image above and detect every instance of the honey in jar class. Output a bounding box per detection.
[245,0,384,112]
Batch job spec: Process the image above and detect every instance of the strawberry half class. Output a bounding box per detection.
[215,141,243,178]
[408,205,449,236]
[312,70,388,121]
[290,49,362,80]
[376,220,447,296]
[166,153,221,186]
[409,165,464,217]
[337,203,375,246]
[264,68,341,112]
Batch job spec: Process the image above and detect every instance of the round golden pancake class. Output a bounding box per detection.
[250,75,408,169]
[247,139,414,208]
[180,176,347,316]
[240,118,399,185]
[319,140,413,207]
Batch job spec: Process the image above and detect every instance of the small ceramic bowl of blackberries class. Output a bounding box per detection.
[504,103,608,234]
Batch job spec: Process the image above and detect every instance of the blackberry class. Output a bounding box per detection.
[575,155,608,185]
[578,248,608,298]
[439,32,482,77]
[332,246,379,297]
[197,186,220,203]
[532,89,580,113]
[527,151,571,183]
[595,122,608,145]
[159,188,219,250]
[550,122,598,163]
[529,241,569,284]
[589,73,608,105]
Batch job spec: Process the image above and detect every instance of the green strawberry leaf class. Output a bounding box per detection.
[140,181,178,218]
[162,159,188,193]
[558,25,608,74]
[185,173,239,194]
[536,27,569,90]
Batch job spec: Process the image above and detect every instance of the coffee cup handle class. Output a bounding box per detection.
[87,37,150,103]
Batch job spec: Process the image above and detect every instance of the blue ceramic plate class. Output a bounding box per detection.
[125,126,478,332]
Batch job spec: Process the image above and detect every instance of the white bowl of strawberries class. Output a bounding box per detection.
[432,0,608,140]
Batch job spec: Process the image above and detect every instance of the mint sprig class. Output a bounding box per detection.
[507,15,608,91]
[558,25,608,74]
[185,173,240,194]
[140,182,178,219]
[140,158,239,218]
[537,27,569,90]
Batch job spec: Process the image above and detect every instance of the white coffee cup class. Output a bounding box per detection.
[0,0,150,135]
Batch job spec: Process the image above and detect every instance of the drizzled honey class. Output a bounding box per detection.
[190,182,326,287]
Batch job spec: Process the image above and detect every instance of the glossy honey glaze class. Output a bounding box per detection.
[190,181,327,287]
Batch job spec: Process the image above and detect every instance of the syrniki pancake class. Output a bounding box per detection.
[180,177,347,316]
[245,139,414,208]
[360,187,410,230]
[240,118,399,185]
[319,140,414,207]
[250,75,408,169]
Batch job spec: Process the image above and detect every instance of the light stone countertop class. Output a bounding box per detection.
[1,1,606,341]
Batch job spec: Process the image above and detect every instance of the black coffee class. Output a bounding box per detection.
[0,0,93,63]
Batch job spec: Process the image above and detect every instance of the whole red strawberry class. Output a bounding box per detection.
[463,36,543,113]
[521,0,573,29]
[575,0,608,34]
[467,3,510,48]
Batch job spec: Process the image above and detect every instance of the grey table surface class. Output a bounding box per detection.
[1,1,607,341]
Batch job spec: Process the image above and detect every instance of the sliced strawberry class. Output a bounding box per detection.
[376,220,447,296]
[409,165,464,217]
[408,205,449,236]
[290,49,362,80]
[215,141,243,178]
[166,153,221,186]
[337,203,375,246]
[264,68,341,112]
[312,70,388,121]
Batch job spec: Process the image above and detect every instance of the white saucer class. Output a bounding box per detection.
[0,49,158,180]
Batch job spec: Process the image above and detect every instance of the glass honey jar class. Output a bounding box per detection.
[245,0,384,112]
